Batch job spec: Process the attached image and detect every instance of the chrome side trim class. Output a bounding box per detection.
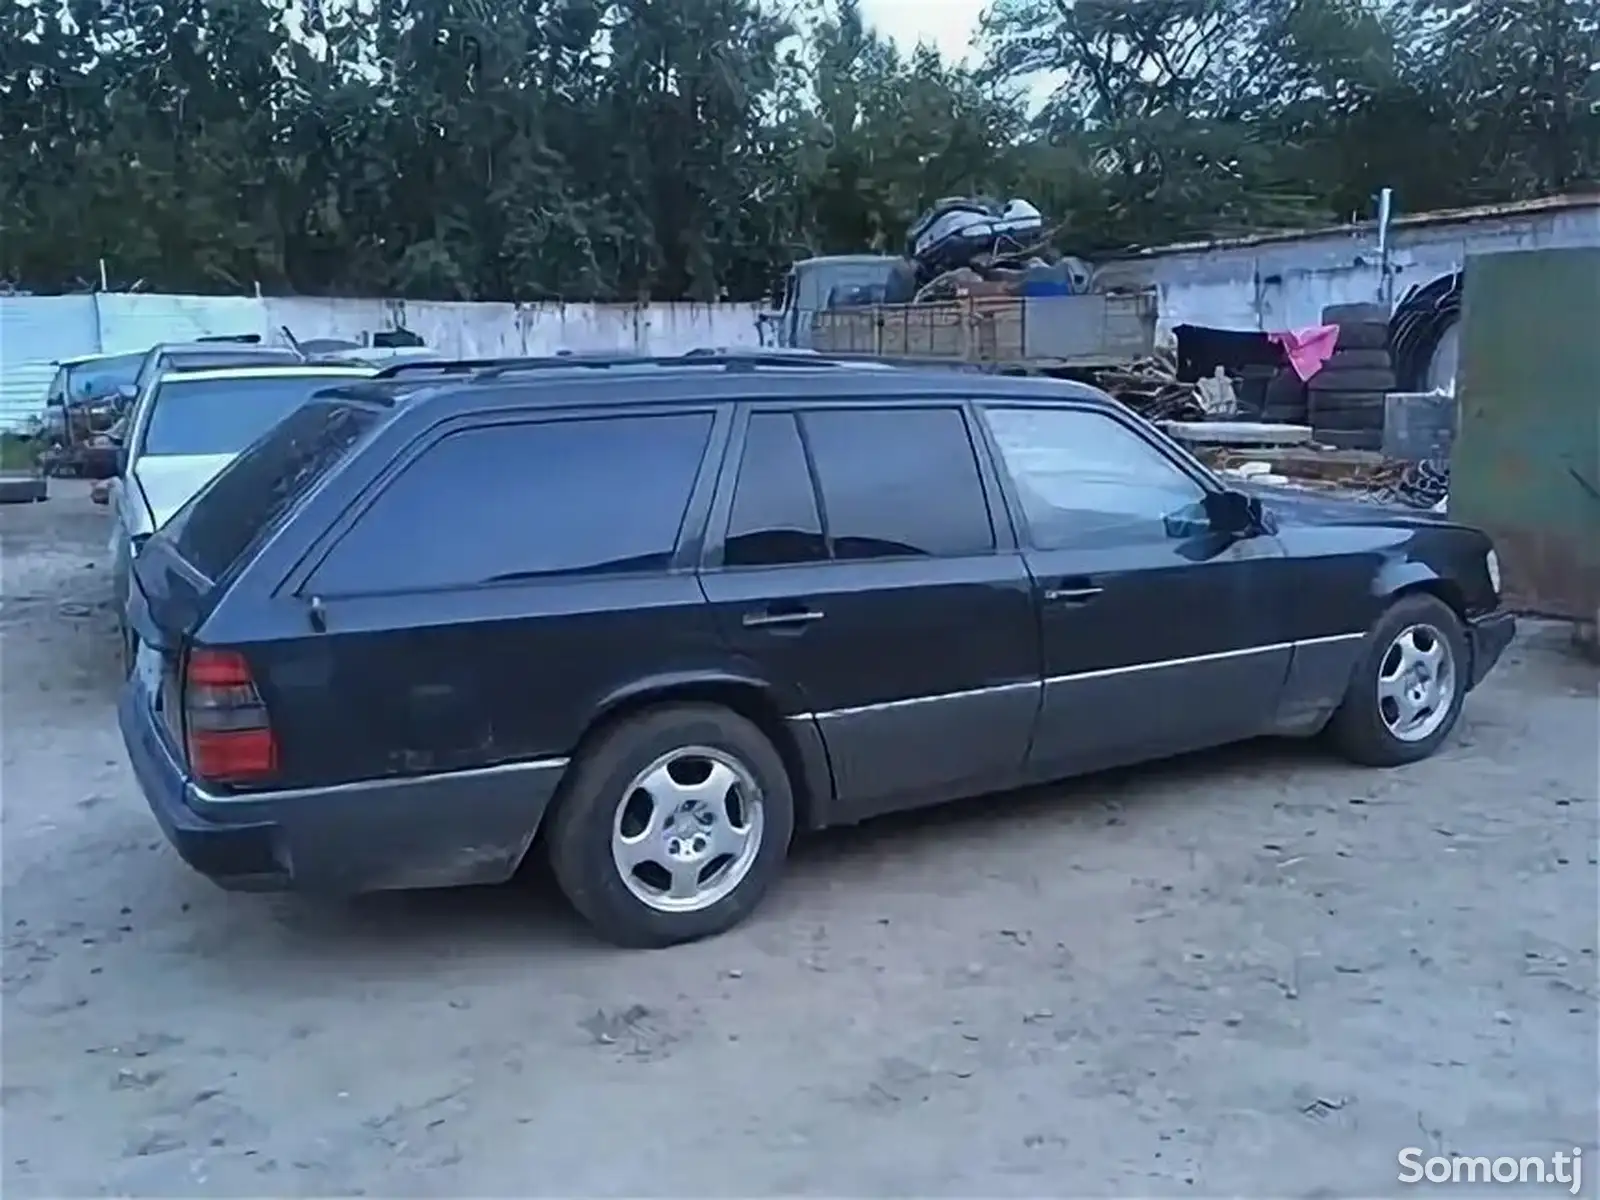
[1294,632,1368,649]
[802,634,1368,721]
[816,679,1041,722]
[194,755,571,806]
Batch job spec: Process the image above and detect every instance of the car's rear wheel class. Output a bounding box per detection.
[1327,593,1468,766]
[546,703,795,948]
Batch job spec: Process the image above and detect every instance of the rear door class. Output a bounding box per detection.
[267,407,727,789]
[698,402,1040,821]
[975,402,1292,777]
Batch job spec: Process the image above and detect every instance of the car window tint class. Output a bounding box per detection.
[724,413,827,567]
[166,399,381,581]
[800,407,994,560]
[310,413,713,596]
[983,406,1206,548]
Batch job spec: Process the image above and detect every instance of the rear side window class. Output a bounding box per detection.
[165,400,379,581]
[724,413,827,567]
[308,412,714,597]
[800,407,994,560]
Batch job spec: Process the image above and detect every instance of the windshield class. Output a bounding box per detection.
[140,375,357,458]
[796,260,899,311]
[64,354,142,402]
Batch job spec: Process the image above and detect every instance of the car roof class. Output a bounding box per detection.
[154,342,299,357]
[357,352,1113,421]
[58,350,144,367]
[157,365,377,385]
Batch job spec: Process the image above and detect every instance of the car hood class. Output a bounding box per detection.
[1236,480,1456,531]
[132,454,237,528]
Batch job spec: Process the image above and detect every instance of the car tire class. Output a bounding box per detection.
[1330,321,1390,351]
[1320,348,1392,371]
[1323,302,1391,326]
[1310,366,1397,393]
[120,621,137,678]
[546,703,796,948]
[1326,593,1469,767]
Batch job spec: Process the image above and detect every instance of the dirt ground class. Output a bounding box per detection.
[3,481,1596,1198]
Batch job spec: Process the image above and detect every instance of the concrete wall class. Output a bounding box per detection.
[0,295,764,430]
[1094,197,1600,338]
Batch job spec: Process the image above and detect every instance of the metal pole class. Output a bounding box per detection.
[1377,187,1395,309]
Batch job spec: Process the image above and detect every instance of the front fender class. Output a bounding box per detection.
[1372,558,1446,603]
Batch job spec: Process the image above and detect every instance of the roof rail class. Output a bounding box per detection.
[376,348,962,386]
[371,357,532,379]
[472,349,861,381]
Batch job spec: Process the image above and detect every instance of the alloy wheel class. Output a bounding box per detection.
[610,746,765,913]
[1376,622,1457,743]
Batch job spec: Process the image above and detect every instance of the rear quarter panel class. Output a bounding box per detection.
[201,399,744,791]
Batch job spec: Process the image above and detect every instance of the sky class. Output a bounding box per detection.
[859,0,987,65]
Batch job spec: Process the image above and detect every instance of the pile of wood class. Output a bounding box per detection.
[1198,445,1405,494]
[1089,352,1204,422]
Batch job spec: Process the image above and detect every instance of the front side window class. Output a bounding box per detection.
[309,412,714,597]
[983,406,1207,549]
[138,375,357,459]
[800,407,995,560]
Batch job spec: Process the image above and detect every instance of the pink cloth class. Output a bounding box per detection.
[1268,324,1341,381]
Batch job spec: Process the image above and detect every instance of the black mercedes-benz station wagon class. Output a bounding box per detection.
[121,352,1516,947]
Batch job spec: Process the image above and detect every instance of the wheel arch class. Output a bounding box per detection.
[1373,560,1468,621]
[575,671,834,833]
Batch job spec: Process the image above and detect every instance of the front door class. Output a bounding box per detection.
[698,403,1041,821]
[975,402,1292,779]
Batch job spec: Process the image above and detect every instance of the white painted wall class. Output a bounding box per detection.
[0,295,765,430]
[1095,198,1600,338]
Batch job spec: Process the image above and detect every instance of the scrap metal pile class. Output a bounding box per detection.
[823,195,1098,310]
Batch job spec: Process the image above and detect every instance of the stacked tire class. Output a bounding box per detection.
[1309,302,1394,451]
[1259,365,1309,425]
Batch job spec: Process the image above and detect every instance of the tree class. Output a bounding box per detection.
[0,0,1591,298]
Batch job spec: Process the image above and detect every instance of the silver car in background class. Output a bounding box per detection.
[108,364,376,666]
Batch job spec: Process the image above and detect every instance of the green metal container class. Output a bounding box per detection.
[1451,248,1600,620]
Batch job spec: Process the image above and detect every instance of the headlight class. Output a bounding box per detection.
[1485,548,1502,594]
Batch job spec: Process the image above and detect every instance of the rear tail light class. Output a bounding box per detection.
[184,648,278,785]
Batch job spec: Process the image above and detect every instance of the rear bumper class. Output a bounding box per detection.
[1467,610,1516,690]
[118,683,566,894]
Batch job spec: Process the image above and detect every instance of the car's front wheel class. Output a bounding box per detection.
[546,703,795,948]
[1327,593,1468,767]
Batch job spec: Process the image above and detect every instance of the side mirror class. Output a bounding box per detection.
[117,384,137,402]
[1203,489,1267,538]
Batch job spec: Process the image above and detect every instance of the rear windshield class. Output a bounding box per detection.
[140,375,356,458]
[65,353,142,400]
[163,398,380,581]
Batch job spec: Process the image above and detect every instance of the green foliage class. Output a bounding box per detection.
[0,0,1593,299]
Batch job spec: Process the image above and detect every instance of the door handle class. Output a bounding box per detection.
[742,607,825,629]
[1043,579,1103,605]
